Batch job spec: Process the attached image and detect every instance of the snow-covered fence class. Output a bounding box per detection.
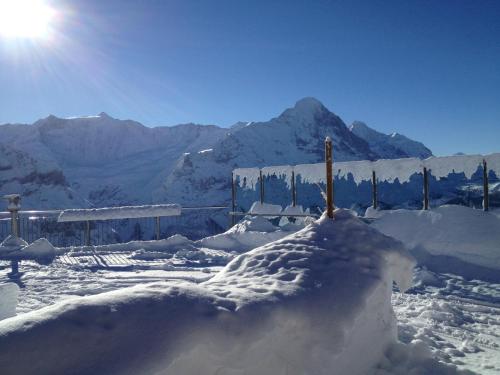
[57,204,181,245]
[1,203,228,247]
[233,153,500,212]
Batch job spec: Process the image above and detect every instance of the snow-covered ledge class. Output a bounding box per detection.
[57,204,182,222]
[0,210,422,374]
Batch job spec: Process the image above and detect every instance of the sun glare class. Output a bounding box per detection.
[0,0,55,39]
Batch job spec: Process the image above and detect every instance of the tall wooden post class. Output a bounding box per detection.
[325,137,334,218]
[259,170,265,204]
[483,159,489,211]
[372,170,378,209]
[291,170,297,207]
[423,167,429,210]
[231,172,236,226]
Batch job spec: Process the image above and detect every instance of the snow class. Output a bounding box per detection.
[0,210,427,375]
[199,215,290,253]
[234,153,500,190]
[0,236,56,263]
[392,268,500,374]
[57,203,181,222]
[0,235,28,256]
[0,283,18,320]
[248,201,282,216]
[366,205,500,272]
[20,238,56,262]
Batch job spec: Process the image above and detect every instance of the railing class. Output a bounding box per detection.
[232,149,500,214]
[0,206,228,247]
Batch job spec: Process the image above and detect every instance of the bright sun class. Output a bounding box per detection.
[0,0,55,39]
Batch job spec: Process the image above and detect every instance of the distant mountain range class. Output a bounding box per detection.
[0,97,432,209]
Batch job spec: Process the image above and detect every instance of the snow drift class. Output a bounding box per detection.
[0,210,417,375]
[366,205,500,277]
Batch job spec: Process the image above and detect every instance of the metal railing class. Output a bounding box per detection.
[0,206,229,247]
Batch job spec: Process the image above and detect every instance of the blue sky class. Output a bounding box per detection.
[0,0,499,156]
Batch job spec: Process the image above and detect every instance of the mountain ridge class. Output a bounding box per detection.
[0,98,432,209]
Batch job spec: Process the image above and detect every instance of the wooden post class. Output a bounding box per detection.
[291,170,297,207]
[483,159,489,211]
[231,172,236,226]
[155,216,161,240]
[259,170,265,204]
[85,220,91,246]
[325,137,334,218]
[372,170,377,209]
[423,167,429,210]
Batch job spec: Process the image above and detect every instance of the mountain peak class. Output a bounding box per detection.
[293,97,325,112]
[350,121,369,131]
[279,97,328,123]
[98,112,112,119]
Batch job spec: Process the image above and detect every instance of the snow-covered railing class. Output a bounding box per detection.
[234,153,500,189]
[233,153,500,212]
[57,204,181,222]
[0,202,229,249]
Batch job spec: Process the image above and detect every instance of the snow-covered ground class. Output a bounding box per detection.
[0,205,499,374]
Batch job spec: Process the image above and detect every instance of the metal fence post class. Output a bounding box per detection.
[155,216,161,240]
[259,170,265,204]
[3,194,21,275]
[423,167,429,210]
[231,172,236,226]
[372,170,377,209]
[85,220,91,246]
[325,137,334,218]
[291,170,297,207]
[483,159,489,211]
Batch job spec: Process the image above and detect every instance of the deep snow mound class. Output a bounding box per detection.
[366,205,500,277]
[0,210,421,375]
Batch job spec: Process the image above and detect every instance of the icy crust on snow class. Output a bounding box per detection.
[0,283,18,320]
[0,210,422,375]
[234,153,500,188]
[57,204,181,222]
[366,205,500,271]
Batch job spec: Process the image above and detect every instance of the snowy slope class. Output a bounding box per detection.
[0,114,227,208]
[157,97,430,206]
[350,121,433,159]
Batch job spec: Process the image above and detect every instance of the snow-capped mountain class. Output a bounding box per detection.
[0,114,227,208]
[0,98,433,210]
[350,121,432,159]
[156,98,433,206]
[0,144,84,209]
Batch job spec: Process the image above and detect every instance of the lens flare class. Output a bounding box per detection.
[0,0,55,39]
